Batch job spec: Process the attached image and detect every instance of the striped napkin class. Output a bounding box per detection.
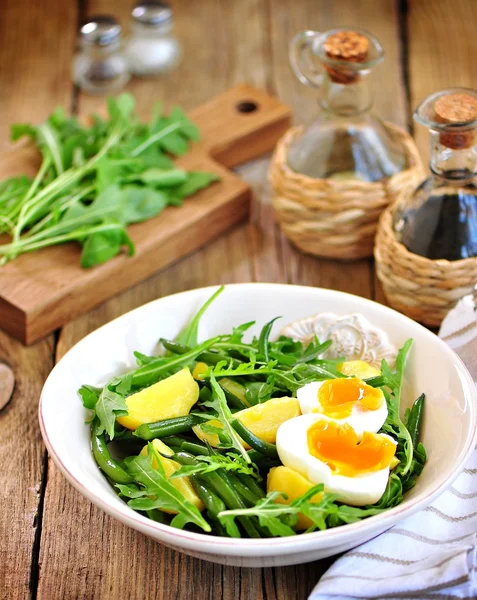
[310,294,477,600]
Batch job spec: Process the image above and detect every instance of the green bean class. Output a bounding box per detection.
[237,472,265,499]
[247,450,281,470]
[173,452,261,538]
[407,393,425,447]
[113,428,137,441]
[221,385,249,411]
[134,415,202,440]
[226,473,259,507]
[181,441,209,456]
[248,450,282,471]
[190,474,226,516]
[162,435,190,448]
[91,421,133,484]
[231,419,279,459]
[365,375,385,388]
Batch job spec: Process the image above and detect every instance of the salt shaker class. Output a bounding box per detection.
[73,16,130,94]
[126,1,182,77]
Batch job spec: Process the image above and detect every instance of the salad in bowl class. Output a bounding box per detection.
[80,287,427,539]
[39,284,477,566]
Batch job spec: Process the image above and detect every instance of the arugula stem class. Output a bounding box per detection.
[26,184,95,236]
[131,121,186,157]
[23,155,52,204]
[0,223,125,257]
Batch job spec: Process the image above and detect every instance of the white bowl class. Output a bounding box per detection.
[39,284,477,567]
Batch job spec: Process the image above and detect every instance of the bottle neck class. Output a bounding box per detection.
[429,131,477,181]
[319,71,373,117]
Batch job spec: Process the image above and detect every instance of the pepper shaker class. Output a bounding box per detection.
[72,16,130,94]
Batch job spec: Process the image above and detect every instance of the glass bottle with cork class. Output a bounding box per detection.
[287,28,407,181]
[393,88,477,260]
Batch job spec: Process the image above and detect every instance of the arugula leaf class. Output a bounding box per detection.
[244,382,275,405]
[131,336,222,387]
[202,373,251,463]
[78,384,101,409]
[170,452,257,480]
[258,317,281,362]
[169,171,220,202]
[94,385,128,439]
[380,339,414,476]
[126,445,211,532]
[218,485,336,536]
[204,359,277,379]
[175,286,224,348]
[80,227,134,268]
[115,483,146,499]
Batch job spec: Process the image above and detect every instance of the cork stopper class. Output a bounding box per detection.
[434,93,477,149]
[323,31,369,84]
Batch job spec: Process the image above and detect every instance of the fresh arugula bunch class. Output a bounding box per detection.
[0,94,218,267]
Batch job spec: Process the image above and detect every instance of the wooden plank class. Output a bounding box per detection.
[0,85,290,345]
[0,0,76,597]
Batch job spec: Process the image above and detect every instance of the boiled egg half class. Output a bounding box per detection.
[297,377,387,437]
[276,414,397,506]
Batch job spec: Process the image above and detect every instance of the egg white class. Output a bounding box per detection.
[296,380,388,438]
[276,413,396,506]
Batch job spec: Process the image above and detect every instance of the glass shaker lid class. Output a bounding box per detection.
[132,1,173,28]
[80,16,122,46]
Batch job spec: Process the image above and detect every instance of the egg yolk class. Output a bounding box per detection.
[307,420,396,477]
[317,378,384,419]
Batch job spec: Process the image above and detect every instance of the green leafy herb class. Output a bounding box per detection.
[0,94,219,267]
[94,385,128,439]
[170,452,257,479]
[380,339,414,476]
[175,286,224,348]
[202,373,251,463]
[218,485,340,536]
[124,444,211,532]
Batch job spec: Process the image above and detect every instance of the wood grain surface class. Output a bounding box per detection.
[0,85,290,344]
[0,0,76,599]
[1,1,474,599]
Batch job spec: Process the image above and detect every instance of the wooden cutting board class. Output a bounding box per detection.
[0,85,291,345]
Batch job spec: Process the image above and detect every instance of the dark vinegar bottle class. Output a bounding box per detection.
[394,89,477,260]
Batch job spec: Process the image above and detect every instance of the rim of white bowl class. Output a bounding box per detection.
[39,283,477,556]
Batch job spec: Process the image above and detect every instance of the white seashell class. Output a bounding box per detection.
[281,313,397,369]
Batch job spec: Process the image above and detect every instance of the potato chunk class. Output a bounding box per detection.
[117,367,199,430]
[267,466,323,530]
[140,439,203,512]
[193,397,301,447]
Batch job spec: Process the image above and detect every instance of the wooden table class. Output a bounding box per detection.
[2,1,476,598]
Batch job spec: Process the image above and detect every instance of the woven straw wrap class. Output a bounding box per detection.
[375,206,477,327]
[269,124,424,260]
